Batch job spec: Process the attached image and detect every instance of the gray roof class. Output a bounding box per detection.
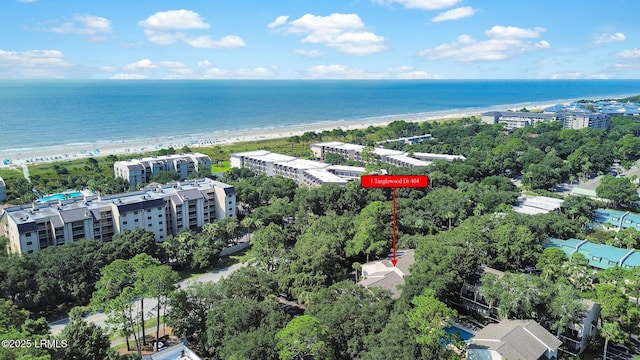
[178,188,204,201]
[469,320,562,360]
[60,207,92,223]
[359,272,404,298]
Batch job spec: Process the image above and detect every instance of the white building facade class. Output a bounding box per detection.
[114,153,212,189]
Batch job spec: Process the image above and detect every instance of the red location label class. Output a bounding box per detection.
[361,175,429,188]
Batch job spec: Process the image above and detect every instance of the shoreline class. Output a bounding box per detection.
[0,94,636,168]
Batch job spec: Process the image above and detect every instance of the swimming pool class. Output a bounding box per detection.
[444,326,474,341]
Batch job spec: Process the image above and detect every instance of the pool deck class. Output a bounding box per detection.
[452,318,483,336]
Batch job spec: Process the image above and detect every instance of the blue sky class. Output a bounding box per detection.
[2,0,639,79]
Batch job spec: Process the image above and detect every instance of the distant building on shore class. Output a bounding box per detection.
[481,111,610,130]
[0,177,7,202]
[310,141,464,166]
[1,178,235,255]
[544,100,640,116]
[114,153,212,189]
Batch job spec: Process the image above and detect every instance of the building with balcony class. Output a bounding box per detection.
[481,110,610,130]
[230,150,370,187]
[310,141,460,167]
[114,153,212,189]
[0,177,7,202]
[2,178,235,255]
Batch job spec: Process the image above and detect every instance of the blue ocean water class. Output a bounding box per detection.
[1,79,639,151]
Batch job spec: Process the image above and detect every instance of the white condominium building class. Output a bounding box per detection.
[482,111,610,130]
[114,153,213,189]
[310,141,459,167]
[1,178,235,255]
[230,150,370,187]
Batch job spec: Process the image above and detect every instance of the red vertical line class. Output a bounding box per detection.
[392,187,397,265]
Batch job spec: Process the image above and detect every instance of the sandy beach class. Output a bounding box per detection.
[0,99,589,168]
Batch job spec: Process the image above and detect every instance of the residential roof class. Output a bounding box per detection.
[546,238,640,270]
[594,209,640,230]
[303,169,349,184]
[469,319,562,360]
[357,249,415,298]
[513,195,564,215]
[386,155,432,167]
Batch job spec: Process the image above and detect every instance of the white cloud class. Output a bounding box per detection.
[293,49,324,57]
[235,67,276,78]
[47,14,112,40]
[183,35,245,49]
[271,13,387,55]
[110,74,149,80]
[614,48,640,58]
[138,9,244,49]
[431,7,477,22]
[485,26,545,39]
[0,49,80,78]
[549,73,608,79]
[201,67,229,78]
[138,9,209,31]
[268,16,289,29]
[198,60,213,67]
[396,70,442,79]
[121,59,194,77]
[420,25,550,62]
[17,0,38,3]
[123,59,158,71]
[306,64,376,79]
[594,32,626,45]
[374,0,461,10]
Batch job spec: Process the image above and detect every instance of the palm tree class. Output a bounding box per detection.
[445,211,455,230]
[352,262,362,282]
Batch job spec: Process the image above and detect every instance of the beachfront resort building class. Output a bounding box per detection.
[114,153,212,189]
[481,111,610,130]
[544,100,640,117]
[229,150,371,187]
[1,178,235,255]
[310,141,465,165]
[0,177,7,202]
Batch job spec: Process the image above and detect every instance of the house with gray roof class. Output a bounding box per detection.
[358,249,414,298]
[467,319,562,360]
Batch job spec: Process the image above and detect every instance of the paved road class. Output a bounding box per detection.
[49,261,248,335]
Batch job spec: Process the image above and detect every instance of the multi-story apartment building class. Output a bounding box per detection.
[2,178,235,254]
[482,111,610,130]
[561,112,610,130]
[114,153,212,189]
[0,177,7,202]
[311,141,463,166]
[230,150,369,187]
